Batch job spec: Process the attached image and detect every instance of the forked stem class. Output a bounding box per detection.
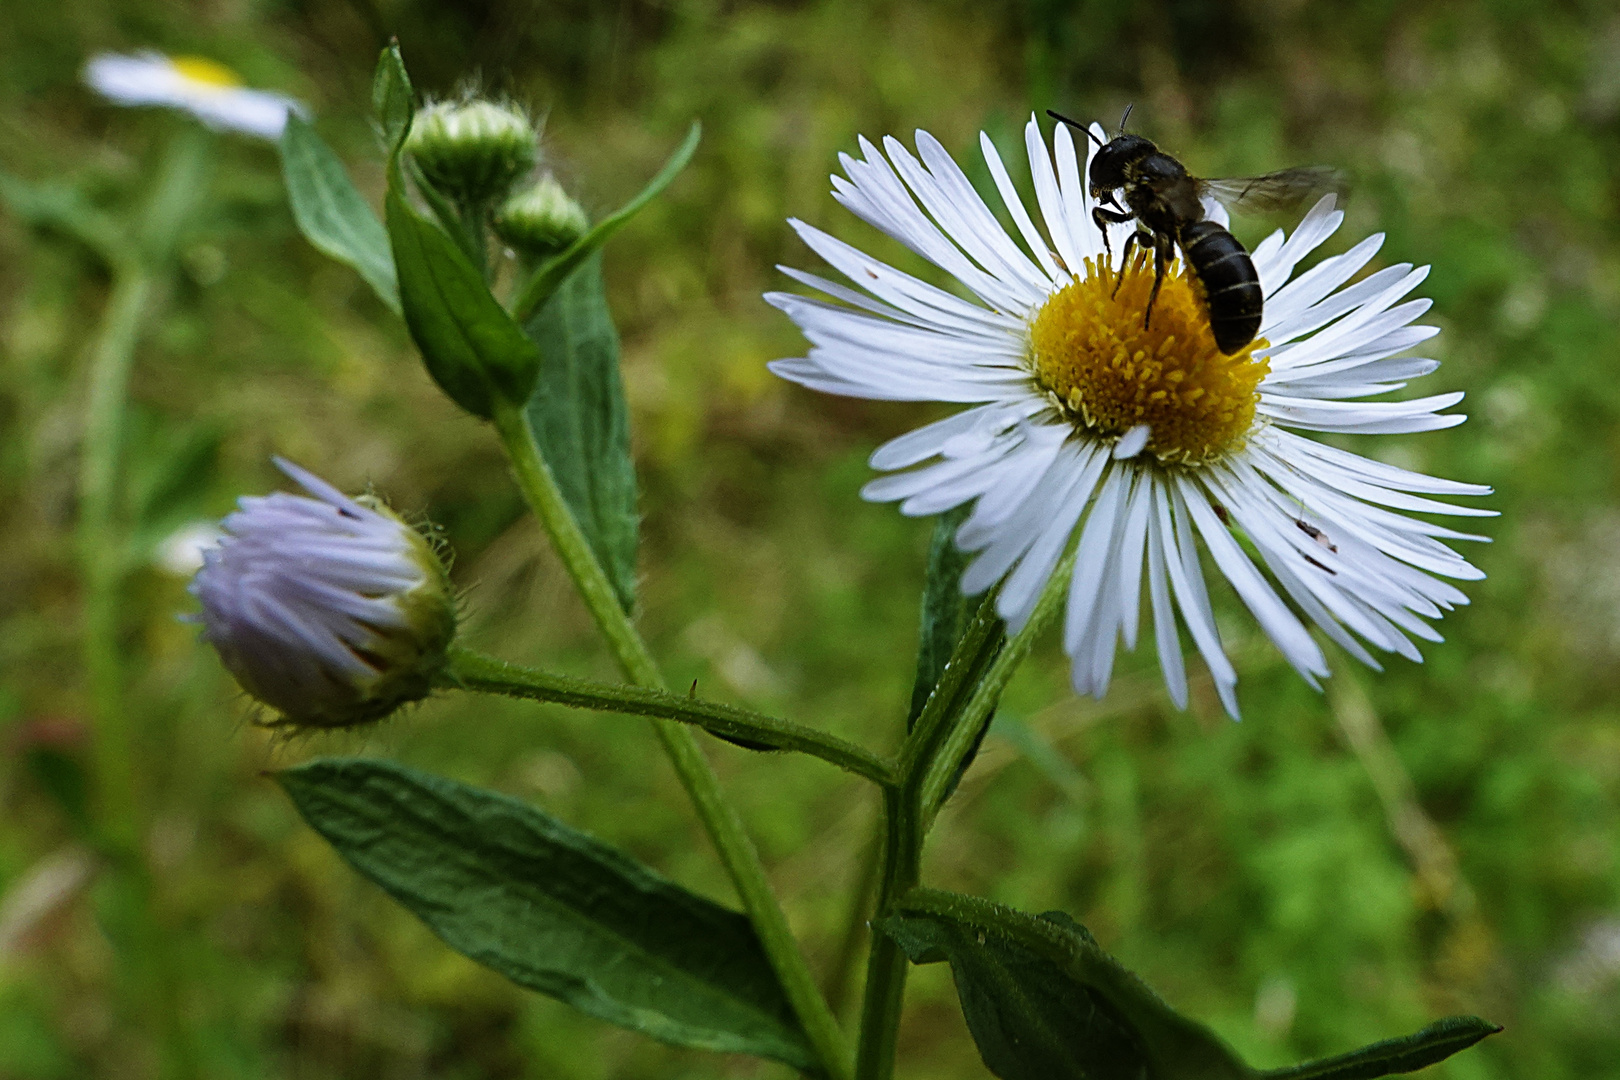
[490,401,852,1080]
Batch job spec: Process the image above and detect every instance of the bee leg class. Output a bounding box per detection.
[1112,231,1140,297]
[1143,233,1172,330]
[1092,205,1135,273]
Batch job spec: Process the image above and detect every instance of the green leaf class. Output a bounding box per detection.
[882,889,1499,1080]
[522,251,639,612]
[1258,1017,1502,1080]
[908,505,973,729]
[511,122,701,321]
[277,758,820,1072]
[0,171,123,261]
[25,747,91,840]
[407,156,486,270]
[371,41,414,153]
[882,889,1226,1080]
[278,115,399,313]
[121,413,221,562]
[386,180,540,418]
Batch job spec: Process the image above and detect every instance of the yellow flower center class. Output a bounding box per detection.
[1028,256,1270,464]
[170,56,243,89]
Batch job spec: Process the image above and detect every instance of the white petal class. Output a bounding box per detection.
[1024,115,1084,276]
[1175,474,1326,683]
[1145,482,1188,709]
[1112,423,1151,459]
[980,131,1063,283]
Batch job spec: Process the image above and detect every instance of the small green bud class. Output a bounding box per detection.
[405,99,538,204]
[494,174,590,257]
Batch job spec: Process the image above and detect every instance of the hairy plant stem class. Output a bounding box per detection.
[853,552,1077,1080]
[491,401,852,1080]
[854,595,1004,1080]
[853,786,917,1080]
[441,646,897,786]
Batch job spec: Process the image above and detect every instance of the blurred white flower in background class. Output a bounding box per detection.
[152,521,225,576]
[84,52,305,140]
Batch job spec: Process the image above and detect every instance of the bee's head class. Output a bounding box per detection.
[1088,134,1155,200]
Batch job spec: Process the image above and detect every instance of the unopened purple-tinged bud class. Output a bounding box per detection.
[190,459,456,730]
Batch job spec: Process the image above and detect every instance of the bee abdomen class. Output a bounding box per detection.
[1178,220,1263,354]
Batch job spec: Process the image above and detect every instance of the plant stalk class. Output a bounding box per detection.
[79,266,153,845]
[852,594,1004,1080]
[491,401,852,1080]
[852,786,919,1080]
[79,266,200,1080]
[852,554,1075,1079]
[441,646,896,786]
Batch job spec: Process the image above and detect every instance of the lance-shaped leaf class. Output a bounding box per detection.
[278,758,820,1073]
[1257,1017,1503,1080]
[522,251,639,612]
[908,505,973,730]
[279,115,399,313]
[386,178,540,418]
[372,41,414,153]
[0,171,123,261]
[881,889,1499,1080]
[511,123,700,321]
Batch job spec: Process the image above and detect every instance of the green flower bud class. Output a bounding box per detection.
[405,99,538,204]
[191,459,457,731]
[493,174,590,258]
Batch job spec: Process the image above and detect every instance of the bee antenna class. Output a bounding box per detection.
[1045,109,1107,147]
[1118,103,1134,134]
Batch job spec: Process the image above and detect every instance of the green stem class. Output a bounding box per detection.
[853,594,1005,1080]
[73,126,210,1080]
[80,266,153,845]
[80,266,201,1080]
[491,402,852,1080]
[851,553,1076,1079]
[853,786,919,1080]
[441,646,897,786]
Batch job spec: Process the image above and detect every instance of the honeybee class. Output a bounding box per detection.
[1048,108,1343,354]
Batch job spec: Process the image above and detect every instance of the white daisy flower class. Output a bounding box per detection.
[84,52,305,140]
[190,459,456,729]
[767,116,1493,717]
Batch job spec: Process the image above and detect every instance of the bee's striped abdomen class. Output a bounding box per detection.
[1178,220,1263,354]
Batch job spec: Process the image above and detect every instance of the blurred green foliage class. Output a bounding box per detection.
[1,0,1618,1076]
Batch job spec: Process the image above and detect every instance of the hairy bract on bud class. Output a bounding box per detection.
[190,459,456,730]
[404,99,538,204]
[494,174,590,258]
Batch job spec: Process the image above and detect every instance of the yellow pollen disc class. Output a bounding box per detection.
[170,56,243,89]
[1028,255,1270,464]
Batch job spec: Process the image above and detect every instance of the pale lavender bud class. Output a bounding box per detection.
[190,459,456,730]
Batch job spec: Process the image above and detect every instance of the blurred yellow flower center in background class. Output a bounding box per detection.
[1028,257,1269,464]
[171,56,243,89]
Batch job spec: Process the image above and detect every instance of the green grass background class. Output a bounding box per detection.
[2,0,1618,1076]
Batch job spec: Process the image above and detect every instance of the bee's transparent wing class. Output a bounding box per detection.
[1199,166,1346,215]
